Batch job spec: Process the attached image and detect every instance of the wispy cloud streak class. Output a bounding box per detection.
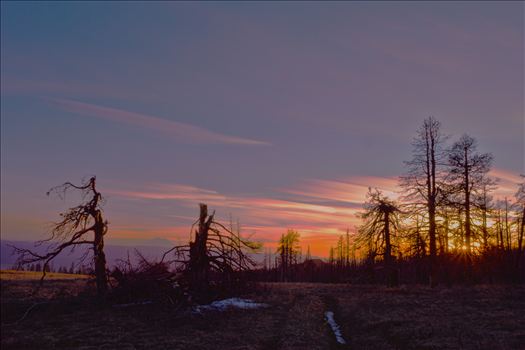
[51,98,271,146]
[282,176,399,204]
[104,169,520,257]
[107,181,362,229]
[489,168,523,200]
[108,183,226,202]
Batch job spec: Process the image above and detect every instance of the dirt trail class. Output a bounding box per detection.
[279,292,330,350]
[2,280,525,349]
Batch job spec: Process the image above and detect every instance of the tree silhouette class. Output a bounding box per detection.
[472,181,496,250]
[357,188,401,286]
[515,176,525,269]
[13,177,109,296]
[401,116,447,285]
[276,229,301,281]
[447,134,493,254]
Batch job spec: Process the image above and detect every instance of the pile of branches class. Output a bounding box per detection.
[110,204,261,304]
[161,204,261,300]
[109,252,187,306]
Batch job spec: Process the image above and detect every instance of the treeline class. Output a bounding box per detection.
[253,117,524,286]
[13,262,90,275]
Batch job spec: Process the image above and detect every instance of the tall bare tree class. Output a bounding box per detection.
[471,180,497,250]
[13,177,109,296]
[514,176,525,268]
[447,134,493,254]
[401,116,447,285]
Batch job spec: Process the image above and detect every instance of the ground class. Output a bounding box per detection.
[1,271,524,349]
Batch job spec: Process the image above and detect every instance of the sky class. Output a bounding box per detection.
[1,1,524,257]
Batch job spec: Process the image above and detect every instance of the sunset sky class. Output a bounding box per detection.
[1,2,523,257]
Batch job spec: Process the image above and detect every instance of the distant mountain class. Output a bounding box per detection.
[105,237,174,247]
[303,258,327,268]
[0,239,268,270]
[0,240,171,270]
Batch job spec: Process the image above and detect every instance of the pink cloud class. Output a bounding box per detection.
[51,98,271,146]
[282,175,399,204]
[490,168,523,184]
[106,179,360,233]
[102,169,521,257]
[103,169,520,257]
[109,224,192,243]
[108,183,226,202]
[489,168,523,200]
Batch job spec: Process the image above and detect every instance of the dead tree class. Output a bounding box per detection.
[13,177,109,296]
[400,116,447,286]
[473,181,496,251]
[189,204,214,291]
[447,134,493,254]
[276,229,300,281]
[515,176,525,270]
[356,188,401,287]
[162,203,261,294]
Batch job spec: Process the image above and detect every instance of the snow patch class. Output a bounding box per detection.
[194,298,269,313]
[325,311,346,344]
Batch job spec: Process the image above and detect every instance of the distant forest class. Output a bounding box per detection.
[13,117,524,301]
[257,117,524,286]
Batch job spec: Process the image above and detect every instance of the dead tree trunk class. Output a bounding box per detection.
[86,178,109,296]
[162,203,261,299]
[516,208,525,271]
[93,210,108,296]
[189,204,214,292]
[384,210,398,287]
[13,176,109,297]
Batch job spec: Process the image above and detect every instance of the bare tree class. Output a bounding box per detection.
[514,176,525,268]
[401,212,427,259]
[356,188,401,286]
[13,177,109,296]
[345,229,351,268]
[467,176,497,253]
[447,134,493,254]
[276,229,301,281]
[401,116,447,285]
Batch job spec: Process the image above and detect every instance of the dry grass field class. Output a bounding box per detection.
[0,270,90,281]
[1,271,524,350]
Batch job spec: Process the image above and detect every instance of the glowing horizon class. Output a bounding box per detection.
[3,169,520,259]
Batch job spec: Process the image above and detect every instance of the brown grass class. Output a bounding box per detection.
[1,273,524,349]
[1,270,89,281]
